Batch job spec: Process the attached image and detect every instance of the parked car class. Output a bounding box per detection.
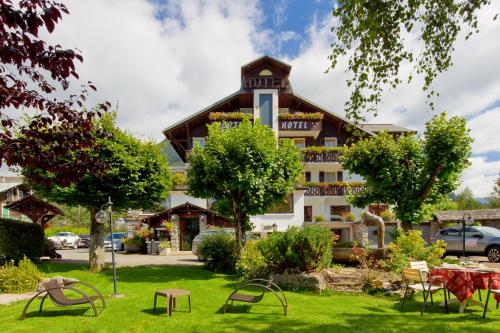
[78,234,90,248]
[104,232,127,252]
[192,229,233,260]
[435,226,500,262]
[48,232,80,249]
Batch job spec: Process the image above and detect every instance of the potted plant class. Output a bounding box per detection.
[380,209,394,222]
[159,240,171,256]
[123,235,142,253]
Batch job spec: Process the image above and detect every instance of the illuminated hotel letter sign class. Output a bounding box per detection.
[243,76,284,89]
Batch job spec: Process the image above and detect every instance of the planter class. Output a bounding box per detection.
[159,247,171,256]
[124,242,141,253]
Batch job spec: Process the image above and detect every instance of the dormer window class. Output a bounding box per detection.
[259,69,272,76]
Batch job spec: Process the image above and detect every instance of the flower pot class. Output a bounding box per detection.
[124,242,141,253]
[159,247,171,256]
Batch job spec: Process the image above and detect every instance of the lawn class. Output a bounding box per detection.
[0,263,499,333]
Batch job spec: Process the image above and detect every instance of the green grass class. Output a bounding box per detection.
[1,263,499,333]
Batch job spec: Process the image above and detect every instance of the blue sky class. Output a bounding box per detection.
[2,0,499,197]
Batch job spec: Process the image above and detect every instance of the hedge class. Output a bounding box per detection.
[0,218,44,262]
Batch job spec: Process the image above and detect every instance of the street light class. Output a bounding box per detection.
[95,196,121,297]
[461,213,475,260]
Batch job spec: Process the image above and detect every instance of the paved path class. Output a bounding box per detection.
[0,293,37,305]
[48,248,202,267]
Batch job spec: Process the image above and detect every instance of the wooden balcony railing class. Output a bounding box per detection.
[301,148,341,163]
[303,182,364,196]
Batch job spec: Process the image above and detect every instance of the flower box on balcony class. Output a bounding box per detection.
[303,182,364,196]
[301,147,343,163]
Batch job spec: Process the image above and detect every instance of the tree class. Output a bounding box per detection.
[455,187,484,210]
[187,119,302,254]
[485,173,500,208]
[341,113,472,228]
[25,113,172,271]
[0,0,109,187]
[329,0,495,122]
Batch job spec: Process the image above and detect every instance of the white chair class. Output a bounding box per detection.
[410,261,447,304]
[401,267,448,315]
[483,274,500,319]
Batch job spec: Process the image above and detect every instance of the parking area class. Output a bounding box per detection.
[50,248,202,267]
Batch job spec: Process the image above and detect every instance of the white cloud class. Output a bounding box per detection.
[467,107,500,154]
[458,157,500,197]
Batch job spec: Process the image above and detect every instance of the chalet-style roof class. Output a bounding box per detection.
[162,91,240,134]
[144,202,227,222]
[434,209,500,222]
[5,195,64,224]
[0,176,23,193]
[292,93,375,136]
[360,124,416,134]
[240,55,291,77]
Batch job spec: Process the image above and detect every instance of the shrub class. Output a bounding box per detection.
[380,209,394,221]
[171,173,187,187]
[236,240,269,280]
[386,230,446,273]
[313,215,326,222]
[198,233,236,273]
[258,226,333,272]
[0,257,44,293]
[0,218,44,262]
[342,212,356,222]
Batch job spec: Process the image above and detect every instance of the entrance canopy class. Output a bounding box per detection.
[5,195,64,225]
[146,202,231,228]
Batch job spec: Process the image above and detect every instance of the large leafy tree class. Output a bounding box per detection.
[26,113,172,271]
[187,119,303,254]
[330,0,495,122]
[341,113,472,228]
[0,0,109,186]
[455,187,484,210]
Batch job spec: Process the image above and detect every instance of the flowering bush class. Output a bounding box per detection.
[236,240,269,280]
[0,257,43,293]
[386,230,446,273]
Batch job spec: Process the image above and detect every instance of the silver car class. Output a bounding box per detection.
[435,226,500,262]
[191,229,232,260]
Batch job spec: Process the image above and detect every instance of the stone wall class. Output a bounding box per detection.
[170,214,180,251]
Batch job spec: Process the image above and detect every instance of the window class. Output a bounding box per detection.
[304,206,312,222]
[192,137,205,148]
[267,194,293,214]
[259,69,272,76]
[325,172,336,183]
[259,94,273,127]
[444,228,460,237]
[464,227,481,238]
[337,171,343,182]
[304,171,311,182]
[293,138,305,149]
[324,137,337,147]
[330,205,350,216]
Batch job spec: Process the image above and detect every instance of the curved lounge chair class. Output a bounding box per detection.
[224,279,287,315]
[20,278,106,320]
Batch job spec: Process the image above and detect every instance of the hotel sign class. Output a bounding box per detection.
[279,120,321,131]
[242,76,287,89]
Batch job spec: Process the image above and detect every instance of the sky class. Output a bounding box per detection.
[2,0,500,197]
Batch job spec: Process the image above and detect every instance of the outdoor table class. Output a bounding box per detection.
[153,289,191,316]
[430,267,500,313]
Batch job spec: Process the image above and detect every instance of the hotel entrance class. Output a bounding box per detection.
[179,218,199,251]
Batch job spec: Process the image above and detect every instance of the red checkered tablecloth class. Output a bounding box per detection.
[430,268,500,302]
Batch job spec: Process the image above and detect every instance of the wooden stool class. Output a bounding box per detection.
[153,289,191,316]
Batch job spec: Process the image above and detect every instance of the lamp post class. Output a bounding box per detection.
[461,213,475,260]
[95,196,121,297]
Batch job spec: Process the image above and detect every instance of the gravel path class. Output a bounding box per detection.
[0,292,38,305]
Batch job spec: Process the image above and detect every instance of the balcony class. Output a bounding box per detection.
[303,182,364,196]
[301,147,342,163]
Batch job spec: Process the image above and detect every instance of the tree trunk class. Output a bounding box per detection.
[88,207,105,272]
[401,221,413,231]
